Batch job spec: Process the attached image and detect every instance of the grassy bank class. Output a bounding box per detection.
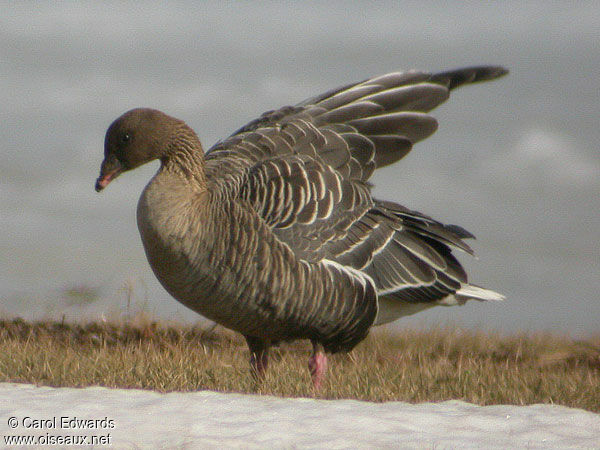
[0,318,598,412]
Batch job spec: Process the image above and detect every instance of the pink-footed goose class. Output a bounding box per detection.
[96,66,507,389]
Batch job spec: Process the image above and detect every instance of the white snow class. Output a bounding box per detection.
[1,383,598,449]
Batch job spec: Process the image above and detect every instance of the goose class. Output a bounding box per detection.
[96,66,507,389]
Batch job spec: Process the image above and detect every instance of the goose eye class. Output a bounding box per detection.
[121,133,131,143]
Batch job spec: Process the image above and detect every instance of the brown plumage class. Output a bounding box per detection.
[96,66,507,389]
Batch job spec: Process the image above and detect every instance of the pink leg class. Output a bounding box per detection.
[308,341,328,391]
[245,335,269,382]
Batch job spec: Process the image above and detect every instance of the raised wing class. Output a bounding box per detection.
[204,66,507,309]
[206,65,507,172]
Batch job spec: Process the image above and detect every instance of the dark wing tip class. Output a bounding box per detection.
[431,66,509,91]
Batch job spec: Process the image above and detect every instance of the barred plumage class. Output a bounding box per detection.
[96,65,507,388]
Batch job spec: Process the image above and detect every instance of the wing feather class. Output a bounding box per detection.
[205,66,507,315]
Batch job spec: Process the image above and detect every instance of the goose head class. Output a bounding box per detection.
[95,108,191,192]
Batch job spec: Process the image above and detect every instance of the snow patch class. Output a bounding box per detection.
[1,383,598,449]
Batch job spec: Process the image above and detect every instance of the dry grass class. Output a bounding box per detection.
[0,318,598,412]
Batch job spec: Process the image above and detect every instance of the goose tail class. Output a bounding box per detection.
[452,284,506,304]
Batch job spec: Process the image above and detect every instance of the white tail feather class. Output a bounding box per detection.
[375,284,505,325]
[456,284,505,302]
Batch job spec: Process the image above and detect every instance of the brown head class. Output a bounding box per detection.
[95,108,198,192]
